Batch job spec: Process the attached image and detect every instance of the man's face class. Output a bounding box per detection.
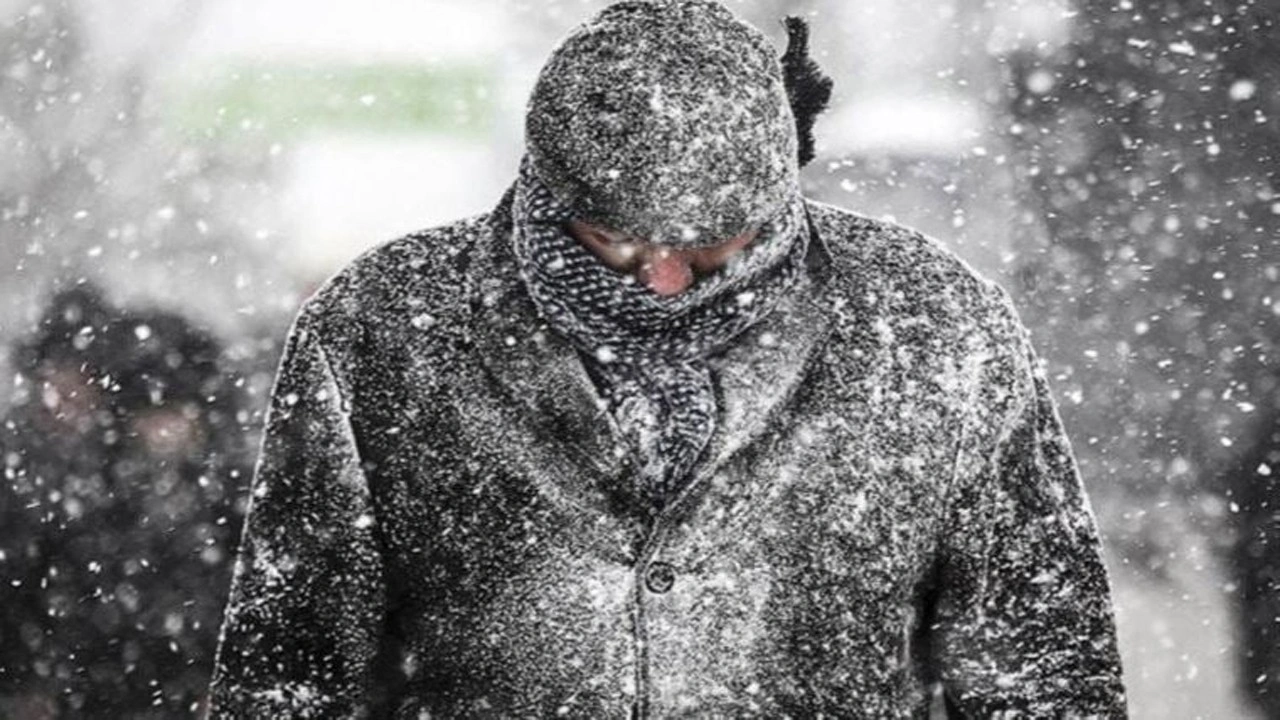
[566,220,758,297]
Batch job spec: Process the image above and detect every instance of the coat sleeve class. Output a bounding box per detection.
[208,309,384,718]
[930,288,1127,718]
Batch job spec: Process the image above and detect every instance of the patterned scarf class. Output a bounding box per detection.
[511,158,810,509]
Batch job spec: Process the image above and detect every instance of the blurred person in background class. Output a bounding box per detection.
[0,283,252,718]
[210,1,1126,717]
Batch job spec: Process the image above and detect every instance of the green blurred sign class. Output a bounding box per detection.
[170,63,494,138]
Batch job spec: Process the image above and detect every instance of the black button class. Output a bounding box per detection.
[645,561,676,594]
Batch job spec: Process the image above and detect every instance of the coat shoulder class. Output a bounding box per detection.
[287,212,495,376]
[804,199,1027,352]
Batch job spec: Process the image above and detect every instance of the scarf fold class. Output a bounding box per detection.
[511,158,809,509]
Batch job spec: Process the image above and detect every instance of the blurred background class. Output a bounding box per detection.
[0,0,1276,717]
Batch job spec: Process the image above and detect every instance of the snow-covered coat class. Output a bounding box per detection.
[208,189,1128,718]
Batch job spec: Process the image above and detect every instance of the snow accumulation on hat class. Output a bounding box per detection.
[525,0,828,249]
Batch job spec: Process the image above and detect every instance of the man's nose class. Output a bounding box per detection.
[636,247,695,297]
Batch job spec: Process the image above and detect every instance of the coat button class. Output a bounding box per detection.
[645,561,676,594]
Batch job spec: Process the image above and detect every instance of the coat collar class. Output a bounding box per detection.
[465,187,838,524]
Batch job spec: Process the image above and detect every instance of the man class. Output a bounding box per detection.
[209,1,1128,717]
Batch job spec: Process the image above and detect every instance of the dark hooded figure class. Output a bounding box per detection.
[0,283,251,718]
[209,2,1127,717]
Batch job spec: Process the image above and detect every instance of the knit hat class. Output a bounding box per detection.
[525,0,800,248]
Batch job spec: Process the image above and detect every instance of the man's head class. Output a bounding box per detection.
[525,0,800,258]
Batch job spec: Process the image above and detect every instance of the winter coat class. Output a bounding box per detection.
[208,189,1128,718]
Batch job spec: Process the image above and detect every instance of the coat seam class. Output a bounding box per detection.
[310,321,369,480]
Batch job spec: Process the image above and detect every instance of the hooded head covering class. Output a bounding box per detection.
[512,0,829,512]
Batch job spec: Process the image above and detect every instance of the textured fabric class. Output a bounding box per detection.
[207,196,1129,718]
[512,159,810,506]
[525,0,798,247]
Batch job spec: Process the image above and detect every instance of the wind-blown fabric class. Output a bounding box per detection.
[512,159,810,506]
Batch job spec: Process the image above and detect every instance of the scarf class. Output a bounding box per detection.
[511,158,810,510]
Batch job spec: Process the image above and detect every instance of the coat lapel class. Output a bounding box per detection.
[700,264,833,479]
